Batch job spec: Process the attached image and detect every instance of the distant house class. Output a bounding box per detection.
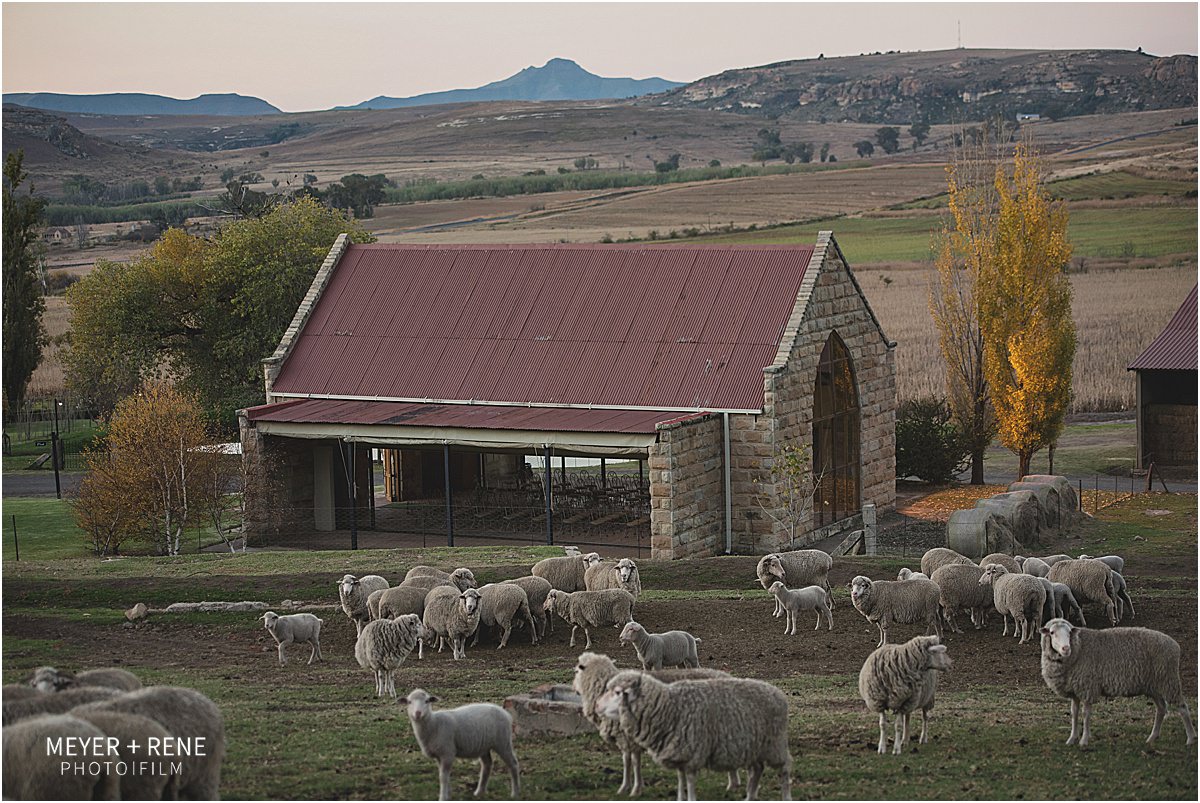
[1015,113,1041,122]
[1127,284,1197,471]
[44,227,72,244]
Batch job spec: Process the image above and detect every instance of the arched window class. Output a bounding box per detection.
[812,333,860,526]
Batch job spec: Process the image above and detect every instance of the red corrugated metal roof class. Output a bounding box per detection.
[271,243,816,411]
[1128,284,1198,371]
[245,398,694,434]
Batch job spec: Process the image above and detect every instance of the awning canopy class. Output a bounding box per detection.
[244,399,713,456]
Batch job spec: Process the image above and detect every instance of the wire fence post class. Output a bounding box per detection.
[11,514,18,561]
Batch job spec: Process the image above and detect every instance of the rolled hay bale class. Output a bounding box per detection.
[1008,481,1062,531]
[975,490,1045,545]
[1019,475,1080,521]
[947,507,1021,560]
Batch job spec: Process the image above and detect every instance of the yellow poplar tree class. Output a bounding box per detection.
[979,141,1075,479]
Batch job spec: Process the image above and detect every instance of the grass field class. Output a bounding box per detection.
[2,493,1195,800]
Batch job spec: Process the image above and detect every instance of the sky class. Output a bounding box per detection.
[3,1,1197,112]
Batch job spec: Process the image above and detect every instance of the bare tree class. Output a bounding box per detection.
[758,442,823,548]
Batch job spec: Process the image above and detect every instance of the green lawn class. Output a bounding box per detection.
[900,170,1197,208]
[3,419,101,472]
[980,419,1137,480]
[1,496,92,561]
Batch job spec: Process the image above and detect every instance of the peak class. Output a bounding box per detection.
[539,58,585,71]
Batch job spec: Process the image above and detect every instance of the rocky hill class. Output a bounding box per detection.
[642,48,1197,124]
[3,91,280,116]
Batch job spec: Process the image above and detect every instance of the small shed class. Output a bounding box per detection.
[1127,284,1197,471]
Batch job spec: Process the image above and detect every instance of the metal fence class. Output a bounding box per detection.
[3,396,96,447]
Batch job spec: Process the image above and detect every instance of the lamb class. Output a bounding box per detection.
[339,574,390,636]
[849,575,942,647]
[2,714,121,800]
[1110,571,1136,621]
[896,568,929,581]
[470,583,536,649]
[404,565,478,591]
[930,563,992,633]
[75,685,226,800]
[768,581,833,633]
[261,611,323,666]
[29,665,142,693]
[355,613,426,698]
[619,621,702,669]
[422,586,483,660]
[370,585,431,621]
[858,634,953,755]
[979,553,1021,574]
[72,709,181,800]
[543,588,635,649]
[1047,559,1117,627]
[1016,555,1052,577]
[585,557,643,599]
[531,552,600,592]
[572,651,734,797]
[1035,578,1085,625]
[1040,618,1195,747]
[756,549,834,616]
[1078,554,1125,574]
[597,670,793,801]
[919,547,975,577]
[501,575,553,639]
[2,686,121,726]
[400,688,520,801]
[979,564,1047,643]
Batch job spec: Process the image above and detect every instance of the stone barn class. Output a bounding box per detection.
[239,234,896,559]
[1128,283,1197,472]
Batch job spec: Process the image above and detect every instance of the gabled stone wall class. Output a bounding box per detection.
[648,413,726,560]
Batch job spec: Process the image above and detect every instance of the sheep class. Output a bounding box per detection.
[355,613,426,698]
[767,581,833,633]
[919,547,975,578]
[400,688,520,801]
[339,574,390,636]
[1047,559,1118,627]
[979,553,1021,574]
[1016,555,1052,577]
[1110,571,1136,621]
[585,557,643,599]
[422,586,483,660]
[1040,618,1196,747]
[1035,577,1085,625]
[2,714,121,800]
[2,683,42,701]
[756,549,833,616]
[72,709,182,800]
[979,564,1047,644]
[858,634,953,755]
[75,685,226,801]
[619,621,702,669]
[399,574,454,593]
[1078,554,1125,574]
[261,611,323,666]
[896,568,929,581]
[29,665,142,694]
[470,583,536,649]
[501,575,553,639]
[2,686,121,726]
[370,585,430,621]
[596,670,793,801]
[543,588,635,649]
[404,565,478,591]
[930,563,992,633]
[1040,554,1074,566]
[531,552,600,592]
[849,575,942,647]
[572,651,735,797]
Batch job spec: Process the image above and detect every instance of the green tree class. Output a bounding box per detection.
[854,140,875,158]
[875,126,901,154]
[323,173,388,218]
[896,397,970,483]
[2,151,47,407]
[819,143,830,162]
[909,121,931,147]
[63,198,375,427]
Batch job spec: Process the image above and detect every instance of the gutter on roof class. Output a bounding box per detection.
[268,391,762,416]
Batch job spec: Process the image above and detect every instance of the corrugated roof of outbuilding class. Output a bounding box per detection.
[270,243,817,412]
[1128,284,1197,372]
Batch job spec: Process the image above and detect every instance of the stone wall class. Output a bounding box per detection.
[239,414,316,542]
[648,413,726,560]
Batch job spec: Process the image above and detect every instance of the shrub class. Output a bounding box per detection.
[896,397,970,483]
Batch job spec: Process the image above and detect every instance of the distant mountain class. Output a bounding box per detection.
[2,92,281,116]
[342,58,684,110]
[643,48,1198,124]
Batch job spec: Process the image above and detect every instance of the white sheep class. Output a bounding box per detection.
[919,547,975,577]
[1110,571,1136,621]
[405,565,478,591]
[370,585,430,621]
[400,688,520,801]
[767,581,833,633]
[2,686,121,726]
[2,683,41,701]
[531,552,600,592]
[896,568,929,581]
[1,714,121,799]
[261,611,324,666]
[585,557,642,599]
[1047,559,1117,626]
[979,553,1021,574]
[618,621,701,669]
[930,563,991,633]
[572,652,735,797]
[470,583,536,649]
[28,666,142,694]
[858,634,952,754]
[756,549,833,616]
[849,575,942,647]
[339,574,390,635]
[501,575,553,639]
[597,670,793,801]
[356,613,426,697]
[1016,555,1052,577]
[979,564,1047,644]
[543,588,635,649]
[422,586,483,660]
[72,709,182,800]
[1078,554,1125,574]
[1040,554,1074,566]
[1040,618,1195,747]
